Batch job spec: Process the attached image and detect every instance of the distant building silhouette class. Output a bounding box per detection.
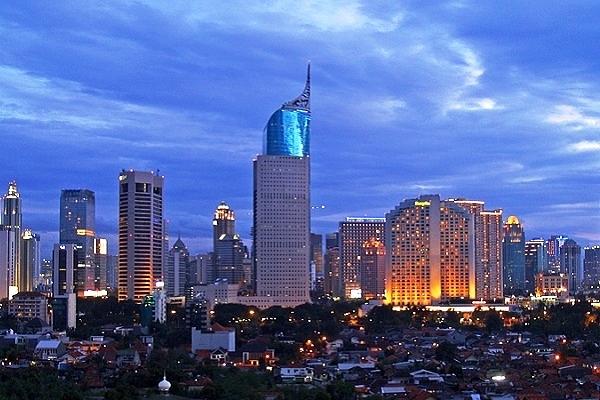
[561,238,581,295]
[584,246,600,291]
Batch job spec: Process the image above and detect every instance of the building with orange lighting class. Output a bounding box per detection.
[339,217,385,299]
[360,237,386,300]
[385,195,475,306]
[117,170,164,303]
[451,199,503,301]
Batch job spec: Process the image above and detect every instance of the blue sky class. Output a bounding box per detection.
[1,1,599,257]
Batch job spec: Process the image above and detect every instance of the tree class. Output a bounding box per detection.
[485,310,503,332]
[435,341,457,362]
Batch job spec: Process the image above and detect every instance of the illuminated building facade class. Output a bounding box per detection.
[502,216,525,295]
[20,229,40,292]
[60,189,96,296]
[1,181,22,298]
[386,195,475,306]
[525,239,547,294]
[547,235,567,274]
[339,218,385,299]
[249,65,311,308]
[212,203,248,286]
[360,237,386,300]
[452,199,503,301]
[118,170,164,303]
[93,238,108,294]
[535,273,568,297]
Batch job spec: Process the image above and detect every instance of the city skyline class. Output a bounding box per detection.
[1,2,599,257]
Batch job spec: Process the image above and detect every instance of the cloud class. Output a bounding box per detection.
[568,140,600,153]
[546,105,600,129]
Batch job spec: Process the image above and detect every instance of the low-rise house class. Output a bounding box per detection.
[34,340,67,361]
[116,349,141,367]
[275,366,314,383]
[409,369,444,384]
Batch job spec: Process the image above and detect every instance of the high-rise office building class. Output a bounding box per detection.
[584,246,600,291]
[561,238,582,295]
[93,237,108,295]
[1,181,22,298]
[213,202,235,252]
[310,233,324,294]
[324,232,340,297]
[59,189,96,296]
[20,229,40,293]
[324,246,341,297]
[250,65,311,308]
[339,217,385,299]
[386,195,475,306]
[212,202,248,286]
[451,199,503,301]
[51,243,77,330]
[547,235,567,274]
[165,237,188,297]
[118,170,164,303]
[502,216,526,295]
[525,238,547,293]
[360,237,386,300]
[310,233,323,275]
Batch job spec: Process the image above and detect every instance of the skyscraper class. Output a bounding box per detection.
[212,202,248,286]
[20,229,40,292]
[451,199,503,301]
[250,64,311,308]
[584,246,600,291]
[525,238,547,293]
[386,195,475,306]
[339,217,386,299]
[547,235,567,274]
[93,237,108,294]
[502,216,525,295]
[59,189,96,296]
[1,181,22,298]
[360,237,386,300]
[52,243,77,330]
[324,232,341,297]
[561,238,582,295]
[118,170,164,302]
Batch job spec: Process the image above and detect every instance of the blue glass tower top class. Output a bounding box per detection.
[263,64,311,157]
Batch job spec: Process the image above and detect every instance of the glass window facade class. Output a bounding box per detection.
[264,108,310,157]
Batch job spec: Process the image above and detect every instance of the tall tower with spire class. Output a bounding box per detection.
[249,64,312,308]
[0,181,22,298]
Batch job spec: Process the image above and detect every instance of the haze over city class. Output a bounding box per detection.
[1,1,599,257]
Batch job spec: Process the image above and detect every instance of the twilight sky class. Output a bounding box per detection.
[1,1,600,257]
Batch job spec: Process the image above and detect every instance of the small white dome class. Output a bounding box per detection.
[158,372,171,392]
